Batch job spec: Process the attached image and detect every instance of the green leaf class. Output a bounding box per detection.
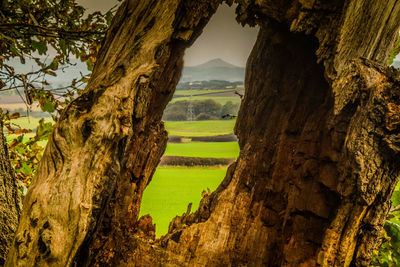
[105,11,113,26]
[36,119,53,139]
[44,69,57,76]
[20,162,32,175]
[393,191,400,207]
[15,146,26,154]
[389,37,400,66]
[29,13,39,26]
[49,58,59,70]
[86,58,94,71]
[9,43,21,56]
[31,40,47,55]
[59,39,67,55]
[40,99,56,113]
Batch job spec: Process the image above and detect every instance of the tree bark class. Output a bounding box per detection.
[6,0,222,266]
[0,121,21,266]
[6,0,400,266]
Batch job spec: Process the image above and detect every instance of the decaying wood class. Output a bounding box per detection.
[5,0,400,266]
[0,121,21,265]
[6,0,222,266]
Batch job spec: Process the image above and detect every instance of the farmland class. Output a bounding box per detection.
[2,83,241,239]
[169,95,241,105]
[173,89,230,96]
[141,126,239,236]
[164,142,239,158]
[165,120,236,137]
[7,117,53,130]
[139,166,227,236]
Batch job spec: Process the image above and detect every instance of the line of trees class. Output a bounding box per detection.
[176,80,243,90]
[163,99,239,121]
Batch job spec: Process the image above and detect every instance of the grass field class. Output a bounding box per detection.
[6,117,236,137]
[5,117,54,144]
[174,89,230,96]
[165,142,239,158]
[165,120,236,137]
[142,120,238,237]
[169,96,241,105]
[139,166,227,237]
[4,113,238,239]
[8,117,53,130]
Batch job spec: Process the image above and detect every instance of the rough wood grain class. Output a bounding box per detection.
[0,121,21,266]
[5,0,400,266]
[5,0,222,266]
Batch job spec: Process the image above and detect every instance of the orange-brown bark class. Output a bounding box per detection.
[6,0,400,266]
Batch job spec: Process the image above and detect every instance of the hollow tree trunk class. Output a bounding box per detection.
[0,122,21,265]
[6,0,222,266]
[6,0,400,266]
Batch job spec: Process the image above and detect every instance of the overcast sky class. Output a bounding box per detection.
[80,1,259,67]
[183,4,259,67]
[72,1,400,65]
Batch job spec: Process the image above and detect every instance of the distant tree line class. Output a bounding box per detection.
[176,80,243,90]
[7,108,52,118]
[163,99,239,121]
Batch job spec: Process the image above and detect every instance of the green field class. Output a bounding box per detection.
[5,114,239,239]
[174,89,230,96]
[165,142,239,158]
[142,120,238,237]
[165,120,236,137]
[8,117,53,130]
[5,117,54,145]
[6,116,236,137]
[169,96,241,105]
[139,166,227,237]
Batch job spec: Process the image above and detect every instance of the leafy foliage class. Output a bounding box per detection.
[373,189,400,266]
[195,113,219,120]
[0,109,52,195]
[389,37,400,66]
[176,80,243,90]
[8,119,53,194]
[0,0,118,194]
[163,99,239,121]
[0,0,118,114]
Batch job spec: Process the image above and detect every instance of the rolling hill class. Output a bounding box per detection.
[181,58,245,82]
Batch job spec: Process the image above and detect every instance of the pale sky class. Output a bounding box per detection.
[79,1,259,67]
[183,3,259,67]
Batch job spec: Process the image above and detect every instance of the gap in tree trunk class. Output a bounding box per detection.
[138,3,259,238]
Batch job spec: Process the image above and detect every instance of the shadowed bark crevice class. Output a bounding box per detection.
[5,0,400,266]
[0,121,21,266]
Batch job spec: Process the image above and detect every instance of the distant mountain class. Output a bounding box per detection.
[392,60,400,68]
[195,58,239,68]
[181,58,245,82]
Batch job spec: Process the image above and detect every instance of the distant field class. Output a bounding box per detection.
[5,117,236,139]
[165,120,236,137]
[174,89,230,96]
[0,103,42,111]
[7,117,53,130]
[139,166,227,237]
[169,96,241,105]
[0,95,25,104]
[4,117,54,146]
[165,142,239,158]
[4,114,238,240]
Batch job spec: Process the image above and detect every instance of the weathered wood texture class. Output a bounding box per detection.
[0,121,21,266]
[126,1,400,266]
[6,0,222,266]
[5,0,400,266]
